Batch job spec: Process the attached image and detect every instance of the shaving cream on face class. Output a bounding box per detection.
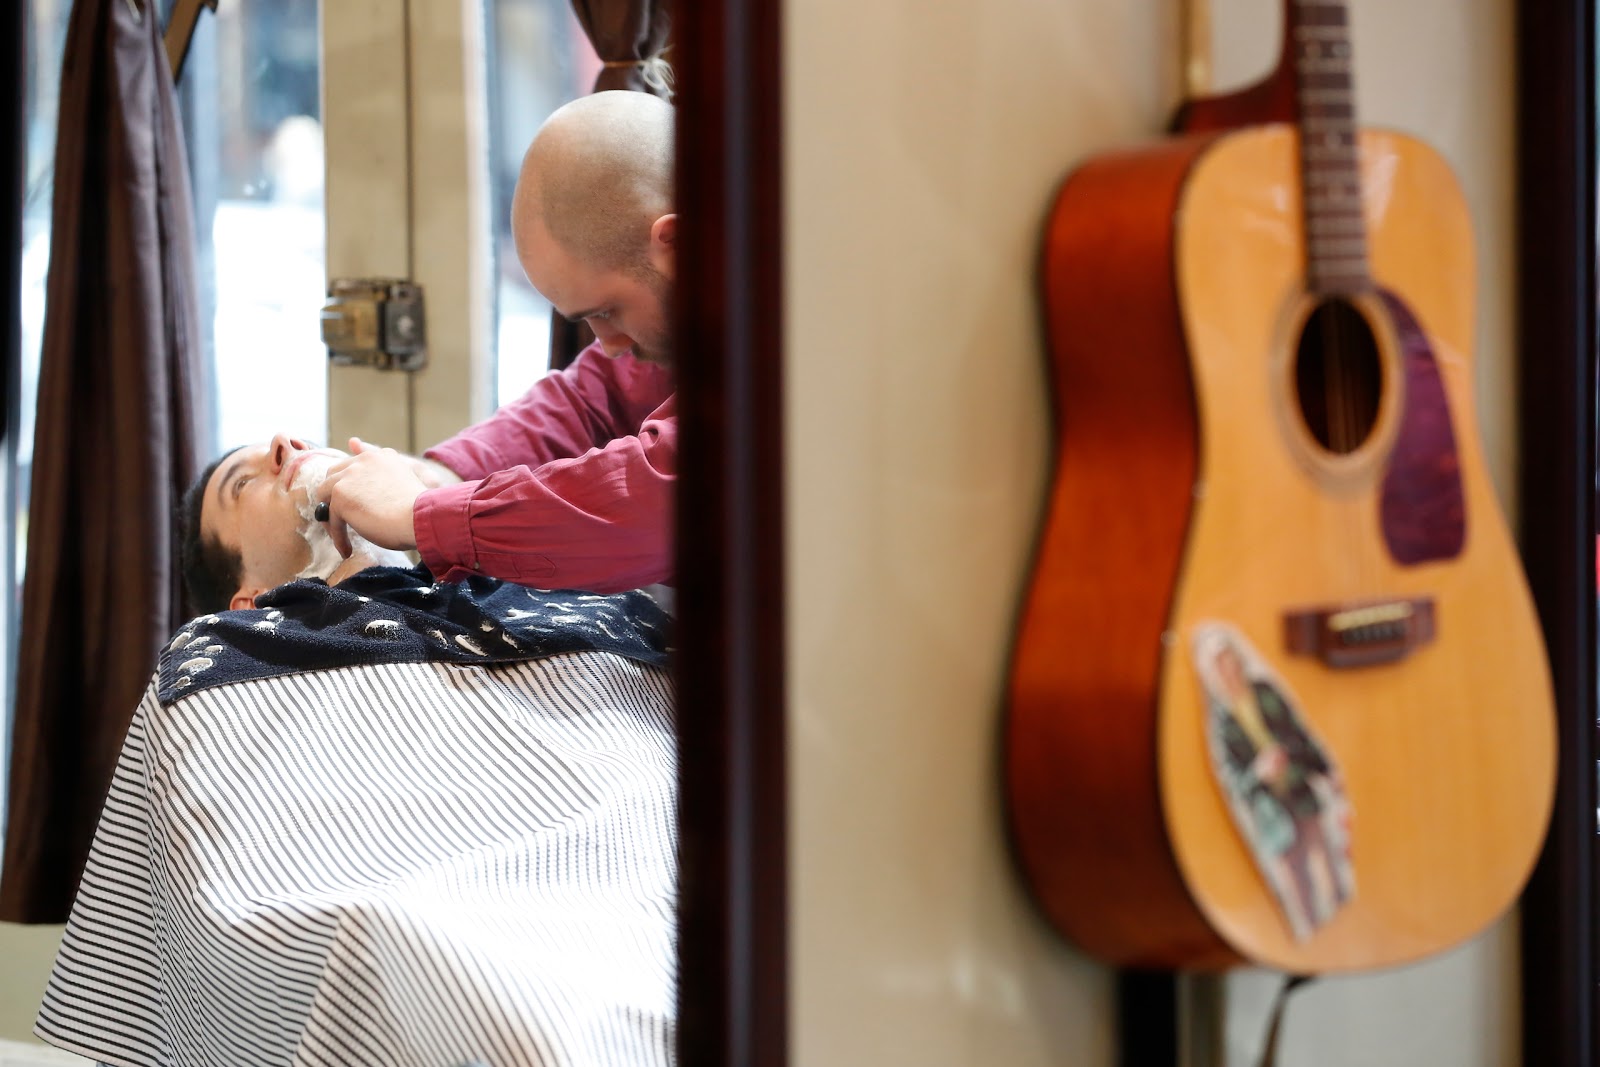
[289,457,414,580]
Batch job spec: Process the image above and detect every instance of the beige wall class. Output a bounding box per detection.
[784,1,1521,1065]
[0,925,63,1045]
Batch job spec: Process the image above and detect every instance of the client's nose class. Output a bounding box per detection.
[267,433,312,472]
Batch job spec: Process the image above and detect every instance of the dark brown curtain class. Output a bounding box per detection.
[572,0,671,96]
[0,0,207,923]
[547,0,670,371]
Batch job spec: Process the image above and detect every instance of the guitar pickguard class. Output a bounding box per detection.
[1378,291,1466,565]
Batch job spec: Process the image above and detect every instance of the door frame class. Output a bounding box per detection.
[322,0,492,453]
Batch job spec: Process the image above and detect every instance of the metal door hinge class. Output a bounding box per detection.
[321,278,427,371]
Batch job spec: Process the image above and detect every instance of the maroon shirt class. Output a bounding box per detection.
[414,342,676,592]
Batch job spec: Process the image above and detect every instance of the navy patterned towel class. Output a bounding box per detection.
[157,565,672,704]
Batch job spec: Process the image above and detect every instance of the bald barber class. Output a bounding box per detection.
[314,91,677,595]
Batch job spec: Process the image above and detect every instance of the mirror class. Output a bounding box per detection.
[5,0,787,1064]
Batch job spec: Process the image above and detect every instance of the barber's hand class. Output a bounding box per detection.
[313,437,429,557]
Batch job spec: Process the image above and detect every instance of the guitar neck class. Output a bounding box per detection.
[1291,0,1370,294]
[1180,0,1214,101]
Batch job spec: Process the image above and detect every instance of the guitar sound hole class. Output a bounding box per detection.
[1293,298,1383,455]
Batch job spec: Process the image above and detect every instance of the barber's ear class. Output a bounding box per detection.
[648,214,675,279]
[229,587,266,612]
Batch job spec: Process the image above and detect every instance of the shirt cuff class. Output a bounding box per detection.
[413,480,480,581]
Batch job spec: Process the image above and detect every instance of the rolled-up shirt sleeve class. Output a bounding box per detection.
[424,343,675,479]
[413,396,676,593]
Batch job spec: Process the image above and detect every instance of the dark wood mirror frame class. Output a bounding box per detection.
[1517,2,1598,1065]
[672,1,789,1065]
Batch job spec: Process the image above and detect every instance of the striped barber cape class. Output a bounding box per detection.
[34,568,677,1067]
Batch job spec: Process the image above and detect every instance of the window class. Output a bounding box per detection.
[7,0,76,832]
[485,0,597,404]
[175,0,326,447]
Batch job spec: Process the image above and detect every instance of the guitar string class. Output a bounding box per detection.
[1299,0,1371,605]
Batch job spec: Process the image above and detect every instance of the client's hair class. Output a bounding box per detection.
[179,451,243,615]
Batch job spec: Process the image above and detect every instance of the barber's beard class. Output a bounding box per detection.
[630,262,673,363]
[290,460,414,581]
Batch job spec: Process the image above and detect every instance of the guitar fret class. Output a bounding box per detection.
[1299,72,1354,89]
[1303,173,1360,190]
[1304,180,1362,196]
[1309,273,1372,292]
[1292,2,1366,290]
[1308,278,1373,297]
[1308,217,1365,234]
[1308,266,1371,290]
[1310,226,1367,240]
[1303,131,1356,149]
[1309,200,1363,215]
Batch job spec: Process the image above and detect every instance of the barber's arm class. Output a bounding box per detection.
[312,404,676,593]
[413,400,677,593]
[316,346,673,574]
[409,454,464,489]
[426,344,673,480]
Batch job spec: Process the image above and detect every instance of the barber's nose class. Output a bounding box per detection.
[267,433,311,471]
[593,327,635,359]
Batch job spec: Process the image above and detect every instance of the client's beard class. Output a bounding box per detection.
[290,459,415,581]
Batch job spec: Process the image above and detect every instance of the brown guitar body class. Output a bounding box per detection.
[1005,125,1556,972]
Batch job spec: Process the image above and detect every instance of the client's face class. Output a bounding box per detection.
[201,434,350,606]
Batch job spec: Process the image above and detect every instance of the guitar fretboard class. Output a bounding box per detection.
[1292,0,1369,294]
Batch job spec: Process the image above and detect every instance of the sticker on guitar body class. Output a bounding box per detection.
[1190,621,1356,942]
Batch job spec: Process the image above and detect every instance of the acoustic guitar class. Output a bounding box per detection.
[1005,0,1556,973]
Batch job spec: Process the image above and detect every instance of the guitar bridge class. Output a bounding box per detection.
[1283,597,1436,669]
